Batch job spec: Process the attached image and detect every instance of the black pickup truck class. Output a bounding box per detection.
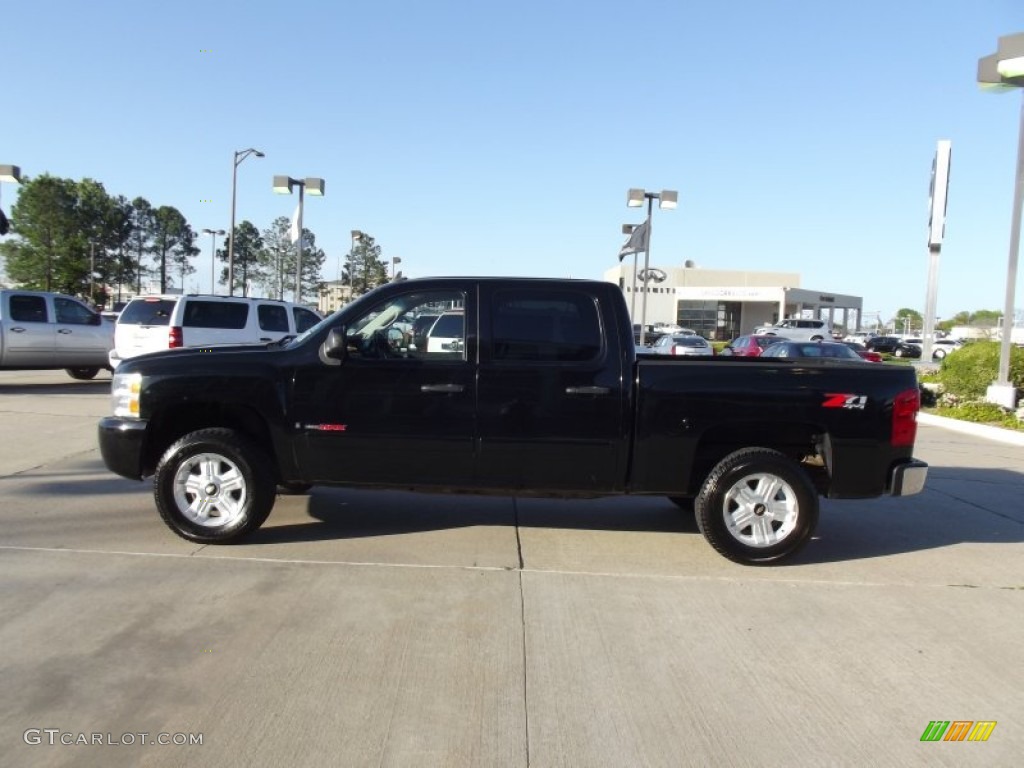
[98,278,927,564]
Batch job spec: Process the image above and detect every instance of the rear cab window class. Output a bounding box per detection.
[119,299,175,326]
[182,300,248,329]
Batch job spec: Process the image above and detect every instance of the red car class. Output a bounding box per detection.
[720,334,789,357]
[843,342,883,363]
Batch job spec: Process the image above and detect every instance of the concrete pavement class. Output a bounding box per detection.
[1,370,1021,767]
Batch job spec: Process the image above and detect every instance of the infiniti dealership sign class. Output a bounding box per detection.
[637,268,667,283]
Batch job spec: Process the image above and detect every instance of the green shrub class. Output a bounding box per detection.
[938,341,1024,399]
[936,401,1024,430]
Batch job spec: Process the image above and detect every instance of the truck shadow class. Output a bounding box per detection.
[250,467,1024,564]
[0,380,111,395]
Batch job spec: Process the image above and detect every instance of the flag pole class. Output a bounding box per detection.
[639,197,653,346]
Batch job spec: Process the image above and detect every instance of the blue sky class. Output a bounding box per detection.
[3,0,1023,323]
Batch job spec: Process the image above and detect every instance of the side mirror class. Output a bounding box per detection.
[324,327,347,360]
[89,312,102,326]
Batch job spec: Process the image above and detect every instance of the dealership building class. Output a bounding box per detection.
[603,262,863,340]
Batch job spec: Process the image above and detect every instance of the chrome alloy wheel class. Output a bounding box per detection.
[172,452,248,528]
[721,472,799,548]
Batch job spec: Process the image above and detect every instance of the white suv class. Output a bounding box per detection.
[754,318,832,341]
[109,295,322,369]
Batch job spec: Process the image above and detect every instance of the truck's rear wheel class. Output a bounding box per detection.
[695,448,818,565]
[154,428,275,543]
[66,367,100,380]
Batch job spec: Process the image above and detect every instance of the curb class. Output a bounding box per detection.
[917,412,1024,447]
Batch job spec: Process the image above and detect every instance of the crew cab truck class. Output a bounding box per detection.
[98,278,927,565]
[1,289,113,379]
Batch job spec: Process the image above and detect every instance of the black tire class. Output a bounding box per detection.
[668,496,695,512]
[894,348,904,358]
[695,447,818,565]
[278,482,313,495]
[933,349,945,360]
[66,367,100,380]
[154,428,276,544]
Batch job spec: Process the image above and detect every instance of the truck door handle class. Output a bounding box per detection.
[58,328,73,334]
[420,384,464,394]
[565,386,610,396]
[10,327,26,333]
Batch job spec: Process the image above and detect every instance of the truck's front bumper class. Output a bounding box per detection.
[98,416,148,480]
[889,459,928,496]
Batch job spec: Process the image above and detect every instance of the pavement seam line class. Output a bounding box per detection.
[3,545,1023,591]
[513,497,531,767]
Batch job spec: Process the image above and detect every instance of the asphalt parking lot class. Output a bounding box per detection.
[1,369,1022,767]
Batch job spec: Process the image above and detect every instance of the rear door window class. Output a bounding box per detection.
[490,289,602,362]
[8,295,49,323]
[257,304,289,332]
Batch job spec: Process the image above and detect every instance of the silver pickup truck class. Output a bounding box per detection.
[0,290,114,379]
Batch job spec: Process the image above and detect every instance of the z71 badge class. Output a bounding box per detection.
[822,394,867,410]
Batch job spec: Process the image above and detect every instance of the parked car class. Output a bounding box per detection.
[719,334,789,357]
[759,341,868,361]
[99,276,928,565]
[0,289,114,379]
[844,331,876,344]
[842,341,883,363]
[423,310,465,354]
[893,338,922,359]
[650,334,714,356]
[753,317,833,341]
[110,294,322,369]
[865,336,902,355]
[931,339,964,360]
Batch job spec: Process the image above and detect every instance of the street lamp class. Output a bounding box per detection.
[978,32,1024,408]
[228,148,264,296]
[625,188,677,346]
[391,255,402,280]
[273,175,325,303]
[202,228,226,293]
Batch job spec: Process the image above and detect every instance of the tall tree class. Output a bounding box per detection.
[169,224,200,293]
[151,206,192,292]
[256,217,294,299]
[892,307,923,334]
[342,233,388,298]
[127,197,157,293]
[220,220,265,296]
[293,229,326,303]
[0,174,79,292]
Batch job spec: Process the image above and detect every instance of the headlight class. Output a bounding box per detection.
[111,372,142,419]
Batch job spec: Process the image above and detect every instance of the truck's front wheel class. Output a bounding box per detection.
[695,448,818,565]
[154,428,276,544]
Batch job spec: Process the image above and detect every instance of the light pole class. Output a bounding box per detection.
[626,188,677,346]
[978,32,1024,407]
[228,148,264,296]
[202,228,225,293]
[273,175,325,303]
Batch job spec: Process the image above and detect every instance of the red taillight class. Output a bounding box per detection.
[168,326,183,348]
[891,388,920,447]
